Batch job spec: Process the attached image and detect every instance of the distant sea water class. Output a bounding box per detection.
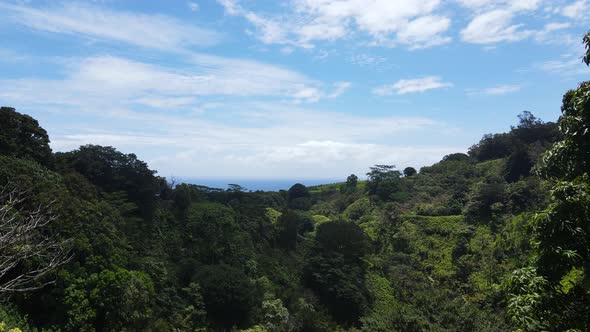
[180,178,342,192]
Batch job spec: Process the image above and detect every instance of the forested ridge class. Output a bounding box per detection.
[0,35,589,332]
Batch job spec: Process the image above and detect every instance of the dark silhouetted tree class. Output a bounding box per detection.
[0,106,53,167]
[275,210,300,251]
[346,174,358,188]
[504,146,533,183]
[468,133,512,161]
[197,264,258,329]
[442,153,472,162]
[288,183,312,210]
[403,167,417,177]
[305,221,370,326]
[288,183,310,200]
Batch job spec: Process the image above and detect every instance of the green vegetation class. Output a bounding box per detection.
[1,32,588,332]
[504,39,590,330]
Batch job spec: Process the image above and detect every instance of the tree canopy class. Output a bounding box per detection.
[0,106,53,166]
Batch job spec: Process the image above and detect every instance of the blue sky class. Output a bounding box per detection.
[1,0,589,180]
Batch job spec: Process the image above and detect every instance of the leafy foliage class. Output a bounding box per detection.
[366,165,402,201]
[0,107,53,167]
[65,268,155,331]
[506,36,590,331]
[197,264,259,329]
[403,167,417,177]
[305,221,370,325]
[287,183,312,210]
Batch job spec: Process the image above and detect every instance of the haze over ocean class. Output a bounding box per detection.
[181,178,342,191]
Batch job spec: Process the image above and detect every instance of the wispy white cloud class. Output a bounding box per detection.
[373,76,452,95]
[217,0,452,49]
[395,15,451,49]
[192,102,224,114]
[350,54,387,66]
[291,81,351,104]
[135,96,199,109]
[188,2,200,12]
[0,48,38,63]
[218,0,587,50]
[457,0,542,12]
[534,57,590,76]
[460,9,534,44]
[327,82,352,98]
[466,84,522,95]
[0,53,349,108]
[542,22,571,31]
[457,0,573,45]
[458,0,588,47]
[0,2,221,51]
[533,22,573,44]
[561,0,589,19]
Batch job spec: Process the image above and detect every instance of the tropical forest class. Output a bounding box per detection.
[1,1,590,331]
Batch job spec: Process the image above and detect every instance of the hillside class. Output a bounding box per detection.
[0,102,578,331]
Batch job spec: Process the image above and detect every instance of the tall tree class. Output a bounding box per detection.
[346,174,358,188]
[504,146,533,183]
[288,183,310,201]
[275,210,300,251]
[366,165,402,201]
[196,264,258,329]
[403,167,417,177]
[55,145,159,220]
[305,221,370,326]
[0,107,53,167]
[506,32,590,331]
[288,183,312,210]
